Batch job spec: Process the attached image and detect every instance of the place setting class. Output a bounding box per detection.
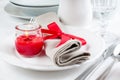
[0,12,105,72]
[2,0,118,79]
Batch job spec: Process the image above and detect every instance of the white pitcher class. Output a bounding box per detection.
[58,0,93,27]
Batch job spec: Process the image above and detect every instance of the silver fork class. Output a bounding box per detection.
[84,41,120,80]
[75,39,120,80]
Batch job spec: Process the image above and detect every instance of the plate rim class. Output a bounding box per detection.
[4,3,58,19]
[9,0,59,7]
[9,2,58,8]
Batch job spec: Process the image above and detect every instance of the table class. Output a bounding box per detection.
[0,0,120,80]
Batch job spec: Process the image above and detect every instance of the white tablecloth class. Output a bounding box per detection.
[0,0,97,80]
[0,0,120,80]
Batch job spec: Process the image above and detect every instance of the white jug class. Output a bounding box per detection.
[58,0,93,27]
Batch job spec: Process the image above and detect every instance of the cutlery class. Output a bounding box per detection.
[75,40,120,80]
[84,57,115,80]
[97,60,114,80]
[84,43,120,80]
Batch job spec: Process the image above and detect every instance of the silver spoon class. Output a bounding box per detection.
[98,43,120,80]
[75,40,120,80]
[113,44,120,61]
[84,43,120,80]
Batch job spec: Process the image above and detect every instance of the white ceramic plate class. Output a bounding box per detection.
[0,26,105,71]
[4,3,58,19]
[10,0,59,7]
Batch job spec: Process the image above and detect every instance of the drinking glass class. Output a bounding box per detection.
[92,0,118,43]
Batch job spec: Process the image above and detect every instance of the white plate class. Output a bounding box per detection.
[4,3,58,19]
[10,0,59,7]
[0,27,105,71]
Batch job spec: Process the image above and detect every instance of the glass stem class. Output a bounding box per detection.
[99,12,108,37]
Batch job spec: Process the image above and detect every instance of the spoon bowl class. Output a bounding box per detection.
[113,44,120,61]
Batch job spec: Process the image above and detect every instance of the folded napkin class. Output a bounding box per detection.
[34,12,90,66]
[34,12,63,28]
[45,39,90,67]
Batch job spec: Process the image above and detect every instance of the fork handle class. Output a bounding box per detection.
[84,57,115,80]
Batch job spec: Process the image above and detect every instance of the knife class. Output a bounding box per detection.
[84,41,120,80]
[84,57,115,80]
[97,57,115,80]
[75,40,120,80]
